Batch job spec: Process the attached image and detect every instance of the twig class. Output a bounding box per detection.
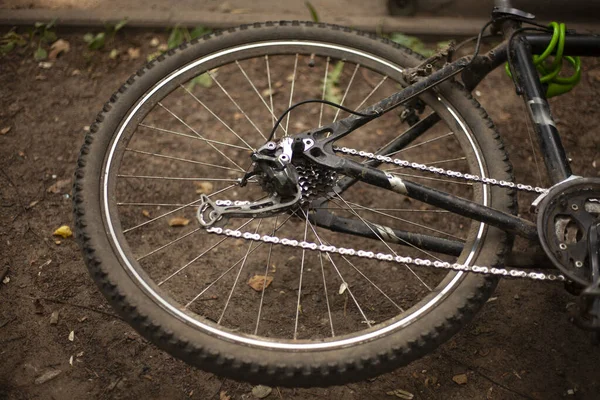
[441,351,534,400]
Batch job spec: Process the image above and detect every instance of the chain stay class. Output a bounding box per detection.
[205,146,565,282]
[333,146,549,194]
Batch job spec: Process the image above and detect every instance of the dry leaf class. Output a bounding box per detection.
[452,373,468,385]
[142,209,151,218]
[0,127,11,135]
[127,47,141,59]
[68,331,75,341]
[168,217,190,227]
[248,275,273,291]
[53,225,73,238]
[219,391,231,400]
[195,181,214,194]
[47,178,71,194]
[49,39,70,60]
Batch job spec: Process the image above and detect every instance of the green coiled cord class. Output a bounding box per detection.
[505,22,581,98]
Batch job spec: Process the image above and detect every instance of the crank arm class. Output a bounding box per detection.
[197,189,302,227]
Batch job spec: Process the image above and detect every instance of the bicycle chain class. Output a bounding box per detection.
[205,146,566,282]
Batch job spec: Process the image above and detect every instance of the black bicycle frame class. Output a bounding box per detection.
[303,2,600,253]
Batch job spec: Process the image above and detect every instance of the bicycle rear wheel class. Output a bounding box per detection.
[74,21,515,386]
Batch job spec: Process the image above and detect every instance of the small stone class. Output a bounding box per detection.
[514,294,520,300]
[452,373,468,385]
[34,369,61,384]
[150,37,160,47]
[68,330,75,341]
[251,385,272,399]
[50,311,59,325]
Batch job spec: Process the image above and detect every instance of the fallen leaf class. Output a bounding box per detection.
[71,69,81,76]
[248,275,273,291]
[109,49,119,59]
[195,181,214,194]
[127,47,140,59]
[386,389,414,399]
[1,127,11,135]
[48,39,70,60]
[34,369,61,385]
[219,391,231,400]
[168,217,190,227]
[53,225,73,238]
[142,209,151,218]
[251,385,272,399]
[339,282,348,294]
[69,355,73,366]
[452,373,468,385]
[47,179,71,194]
[38,61,53,69]
[2,276,9,284]
[68,331,75,341]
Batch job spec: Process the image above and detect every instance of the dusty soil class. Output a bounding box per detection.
[1,28,600,400]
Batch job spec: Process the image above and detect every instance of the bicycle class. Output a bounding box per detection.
[73,0,600,387]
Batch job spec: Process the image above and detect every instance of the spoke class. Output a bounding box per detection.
[316,233,404,312]
[319,56,330,128]
[117,175,244,182]
[158,223,248,286]
[390,132,454,156]
[123,184,235,233]
[318,252,335,337]
[138,227,201,261]
[184,213,296,308]
[338,253,404,312]
[254,216,278,335]
[218,220,264,324]
[158,103,246,171]
[345,202,464,241]
[302,210,372,328]
[159,219,255,286]
[425,156,467,166]
[387,171,473,186]
[311,205,449,213]
[333,195,433,291]
[333,63,360,122]
[117,202,199,207]
[284,53,299,135]
[138,124,250,152]
[293,210,310,340]
[345,200,462,241]
[236,60,287,137]
[180,84,255,150]
[354,75,387,111]
[125,149,241,173]
[207,71,267,141]
[265,55,280,138]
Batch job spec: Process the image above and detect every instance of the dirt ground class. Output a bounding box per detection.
[1,28,600,400]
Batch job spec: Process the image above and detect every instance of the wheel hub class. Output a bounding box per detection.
[537,177,600,285]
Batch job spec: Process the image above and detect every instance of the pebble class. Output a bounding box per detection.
[50,311,59,325]
[251,385,272,399]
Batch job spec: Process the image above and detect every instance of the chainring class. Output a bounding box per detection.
[537,177,600,285]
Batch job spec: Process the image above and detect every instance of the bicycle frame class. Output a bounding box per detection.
[303,1,600,254]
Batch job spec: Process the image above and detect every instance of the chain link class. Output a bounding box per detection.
[204,146,565,282]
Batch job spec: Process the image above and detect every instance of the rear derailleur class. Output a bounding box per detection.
[197,137,313,227]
